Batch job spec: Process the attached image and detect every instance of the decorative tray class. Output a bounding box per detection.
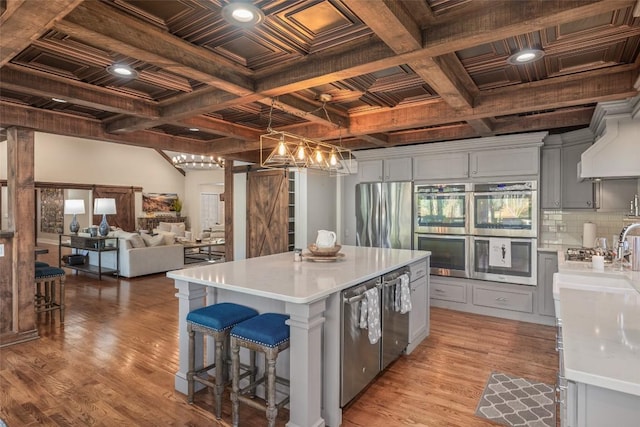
[303,253,346,262]
[307,243,342,256]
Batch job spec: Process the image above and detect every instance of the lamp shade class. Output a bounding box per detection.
[64,199,85,215]
[94,198,116,215]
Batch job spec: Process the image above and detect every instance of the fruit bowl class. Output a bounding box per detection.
[307,244,342,256]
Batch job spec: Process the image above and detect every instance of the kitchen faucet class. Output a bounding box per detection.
[617,223,640,260]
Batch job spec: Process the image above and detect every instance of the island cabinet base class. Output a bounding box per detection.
[565,381,640,427]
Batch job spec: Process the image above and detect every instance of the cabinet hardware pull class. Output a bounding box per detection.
[495,297,508,302]
[434,289,445,293]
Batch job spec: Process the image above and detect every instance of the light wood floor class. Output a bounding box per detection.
[0,246,557,426]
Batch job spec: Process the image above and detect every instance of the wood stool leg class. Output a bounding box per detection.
[187,326,195,404]
[230,337,240,427]
[59,276,65,323]
[214,335,224,419]
[248,349,257,397]
[265,352,278,427]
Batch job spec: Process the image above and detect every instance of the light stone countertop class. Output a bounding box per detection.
[560,286,640,396]
[167,245,430,304]
[555,250,640,396]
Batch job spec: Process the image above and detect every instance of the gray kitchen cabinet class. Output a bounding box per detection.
[563,380,640,427]
[430,279,467,303]
[595,179,638,212]
[540,146,562,209]
[537,251,558,317]
[469,147,539,178]
[407,259,429,354]
[358,158,412,182]
[413,152,468,181]
[472,285,534,313]
[561,141,595,209]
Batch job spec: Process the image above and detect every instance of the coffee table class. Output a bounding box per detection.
[181,241,225,264]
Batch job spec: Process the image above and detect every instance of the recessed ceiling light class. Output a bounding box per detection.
[188,128,200,132]
[52,97,67,103]
[507,48,545,65]
[106,64,138,78]
[221,2,264,27]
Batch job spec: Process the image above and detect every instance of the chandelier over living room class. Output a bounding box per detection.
[172,154,224,169]
[259,96,354,176]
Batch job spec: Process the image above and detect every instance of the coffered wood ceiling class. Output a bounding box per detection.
[1,0,639,164]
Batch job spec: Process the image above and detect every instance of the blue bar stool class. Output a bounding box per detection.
[34,266,66,323]
[230,313,290,427]
[186,303,259,419]
[35,261,49,268]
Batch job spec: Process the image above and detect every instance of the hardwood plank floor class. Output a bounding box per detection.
[1,245,557,426]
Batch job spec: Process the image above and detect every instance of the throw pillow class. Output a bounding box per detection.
[170,222,186,237]
[154,230,177,245]
[127,234,146,249]
[158,222,172,232]
[141,233,165,247]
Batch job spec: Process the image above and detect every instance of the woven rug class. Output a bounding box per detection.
[475,372,555,427]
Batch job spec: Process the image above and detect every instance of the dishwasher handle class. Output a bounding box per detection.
[343,283,380,305]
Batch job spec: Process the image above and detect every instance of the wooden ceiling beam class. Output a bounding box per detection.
[422,0,634,56]
[347,69,637,135]
[262,95,348,128]
[57,1,254,95]
[0,0,82,66]
[0,64,159,118]
[359,133,389,146]
[341,1,474,109]
[341,0,422,54]
[467,118,494,136]
[492,106,595,134]
[175,116,261,141]
[0,102,213,154]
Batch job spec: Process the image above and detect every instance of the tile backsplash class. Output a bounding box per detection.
[540,210,637,247]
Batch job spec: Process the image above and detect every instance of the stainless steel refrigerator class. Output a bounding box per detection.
[355,181,413,249]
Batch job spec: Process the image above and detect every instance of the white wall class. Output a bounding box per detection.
[1,133,187,235]
[339,173,358,246]
[300,170,337,247]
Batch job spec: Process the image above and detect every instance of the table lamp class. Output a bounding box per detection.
[94,198,116,236]
[64,199,85,234]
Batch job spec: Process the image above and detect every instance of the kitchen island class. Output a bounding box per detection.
[553,258,640,426]
[167,245,430,427]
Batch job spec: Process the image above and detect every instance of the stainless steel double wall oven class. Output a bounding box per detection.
[414,183,471,278]
[414,181,537,285]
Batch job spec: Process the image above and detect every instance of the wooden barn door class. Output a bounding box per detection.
[246,170,289,258]
[92,186,135,232]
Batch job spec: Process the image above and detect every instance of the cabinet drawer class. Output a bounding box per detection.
[430,281,466,303]
[409,260,427,281]
[473,286,533,313]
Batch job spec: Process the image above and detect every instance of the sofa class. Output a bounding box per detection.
[87,229,184,278]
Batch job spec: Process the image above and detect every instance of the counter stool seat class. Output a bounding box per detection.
[230,313,290,427]
[35,261,49,268]
[34,266,65,323]
[186,303,259,419]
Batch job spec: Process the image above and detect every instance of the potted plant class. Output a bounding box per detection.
[173,197,183,215]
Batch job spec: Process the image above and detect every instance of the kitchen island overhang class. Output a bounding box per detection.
[167,245,430,427]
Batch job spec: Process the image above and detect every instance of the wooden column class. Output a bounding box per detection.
[224,160,234,262]
[0,127,38,347]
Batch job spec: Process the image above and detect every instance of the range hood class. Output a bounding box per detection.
[579,95,640,179]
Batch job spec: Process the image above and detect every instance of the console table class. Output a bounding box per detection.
[59,234,119,280]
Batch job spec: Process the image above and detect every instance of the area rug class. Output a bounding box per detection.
[475,371,555,427]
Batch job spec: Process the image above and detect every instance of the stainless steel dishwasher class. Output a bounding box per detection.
[381,267,410,369]
[340,276,381,407]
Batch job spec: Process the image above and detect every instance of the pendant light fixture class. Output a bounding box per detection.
[259,96,354,176]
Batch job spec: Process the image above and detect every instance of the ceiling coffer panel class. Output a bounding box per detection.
[0,0,638,157]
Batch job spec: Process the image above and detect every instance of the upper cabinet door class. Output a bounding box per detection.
[470,147,539,178]
[413,153,469,181]
[540,147,562,209]
[385,157,412,181]
[561,142,594,209]
[358,160,384,182]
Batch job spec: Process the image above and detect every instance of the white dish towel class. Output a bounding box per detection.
[394,273,412,314]
[359,287,381,344]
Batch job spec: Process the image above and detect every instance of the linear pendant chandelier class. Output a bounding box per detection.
[259,97,354,176]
